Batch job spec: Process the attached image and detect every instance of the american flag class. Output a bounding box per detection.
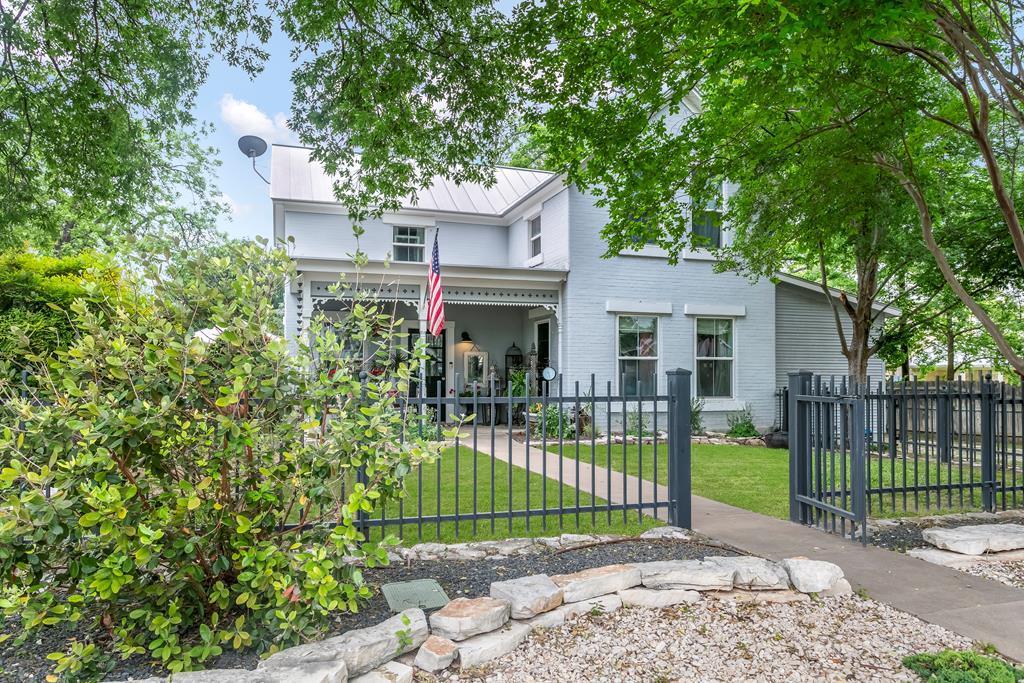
[426,231,445,336]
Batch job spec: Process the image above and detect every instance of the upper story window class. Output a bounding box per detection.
[618,315,658,396]
[696,318,733,398]
[528,216,542,257]
[692,208,722,249]
[393,226,425,262]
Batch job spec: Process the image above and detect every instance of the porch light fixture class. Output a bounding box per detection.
[505,342,524,383]
[460,331,473,343]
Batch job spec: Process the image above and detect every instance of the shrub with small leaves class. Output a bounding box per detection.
[726,403,759,438]
[903,649,1024,682]
[0,241,446,678]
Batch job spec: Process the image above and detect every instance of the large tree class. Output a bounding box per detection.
[281,0,1023,374]
[0,0,270,250]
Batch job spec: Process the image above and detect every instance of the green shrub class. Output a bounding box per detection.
[726,403,759,438]
[690,397,705,435]
[0,250,126,368]
[530,403,575,439]
[625,410,650,437]
[0,241,447,678]
[903,650,1024,682]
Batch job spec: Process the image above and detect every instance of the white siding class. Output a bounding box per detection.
[774,282,886,388]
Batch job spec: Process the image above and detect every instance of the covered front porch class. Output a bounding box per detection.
[289,259,566,411]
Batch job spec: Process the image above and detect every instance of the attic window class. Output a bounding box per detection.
[529,216,542,258]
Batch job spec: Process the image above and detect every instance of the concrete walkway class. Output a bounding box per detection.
[692,496,1024,661]
[469,429,1024,661]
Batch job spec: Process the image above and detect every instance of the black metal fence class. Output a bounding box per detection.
[355,368,693,543]
[788,371,1024,543]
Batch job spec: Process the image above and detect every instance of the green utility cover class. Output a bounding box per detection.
[381,579,450,612]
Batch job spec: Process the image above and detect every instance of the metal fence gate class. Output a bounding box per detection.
[789,371,1024,544]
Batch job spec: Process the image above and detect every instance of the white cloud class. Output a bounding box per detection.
[219,94,296,144]
[220,192,249,219]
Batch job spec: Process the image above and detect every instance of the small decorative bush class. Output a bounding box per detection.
[726,403,759,438]
[625,410,650,437]
[903,650,1024,682]
[530,403,575,439]
[0,242,446,678]
[690,397,705,435]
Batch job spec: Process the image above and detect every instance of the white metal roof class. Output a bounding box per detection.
[270,144,557,217]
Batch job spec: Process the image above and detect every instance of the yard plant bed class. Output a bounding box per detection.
[432,595,973,682]
[871,515,1024,553]
[0,538,731,682]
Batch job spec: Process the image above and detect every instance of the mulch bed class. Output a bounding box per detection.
[871,515,1024,553]
[0,538,736,682]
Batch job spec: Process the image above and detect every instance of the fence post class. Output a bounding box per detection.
[980,374,997,512]
[788,371,813,523]
[850,397,868,545]
[666,368,692,529]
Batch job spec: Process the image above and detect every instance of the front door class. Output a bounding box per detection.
[408,328,446,415]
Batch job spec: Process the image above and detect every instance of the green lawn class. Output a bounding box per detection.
[364,447,661,545]
[556,442,992,520]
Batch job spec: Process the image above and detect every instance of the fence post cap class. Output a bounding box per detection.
[789,369,814,376]
[666,367,692,376]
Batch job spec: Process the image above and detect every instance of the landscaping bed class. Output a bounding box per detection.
[0,536,734,682]
[870,511,1024,553]
[439,595,972,682]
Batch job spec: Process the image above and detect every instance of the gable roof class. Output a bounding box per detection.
[774,272,901,317]
[270,144,557,217]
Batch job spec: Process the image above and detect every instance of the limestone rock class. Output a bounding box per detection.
[617,588,700,608]
[908,546,1024,568]
[350,661,413,683]
[429,596,511,641]
[457,622,532,669]
[704,556,790,590]
[550,564,641,602]
[258,608,427,677]
[923,524,1024,556]
[821,578,854,597]
[632,560,735,591]
[710,589,811,604]
[522,594,622,629]
[639,526,690,541]
[780,558,844,593]
[414,635,458,673]
[490,574,563,619]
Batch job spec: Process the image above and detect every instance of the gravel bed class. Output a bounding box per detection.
[871,514,1024,552]
[430,596,972,683]
[0,538,733,683]
[959,559,1024,590]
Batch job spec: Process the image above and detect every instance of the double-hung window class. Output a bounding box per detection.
[393,226,425,262]
[528,216,542,258]
[618,315,658,396]
[692,207,722,249]
[696,318,733,397]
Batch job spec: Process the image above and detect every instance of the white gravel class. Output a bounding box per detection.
[960,559,1024,589]
[426,596,972,682]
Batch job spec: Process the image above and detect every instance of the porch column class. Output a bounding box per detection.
[299,272,313,341]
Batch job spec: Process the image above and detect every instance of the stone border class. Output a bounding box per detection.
[522,433,767,447]
[871,508,1024,534]
[105,545,850,683]
[387,526,691,563]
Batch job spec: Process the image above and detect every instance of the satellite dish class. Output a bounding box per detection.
[237,135,268,159]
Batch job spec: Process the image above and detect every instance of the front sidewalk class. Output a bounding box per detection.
[694,496,1024,661]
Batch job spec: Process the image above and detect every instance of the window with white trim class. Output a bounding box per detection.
[617,315,657,396]
[528,216,542,258]
[393,226,425,262]
[695,318,733,397]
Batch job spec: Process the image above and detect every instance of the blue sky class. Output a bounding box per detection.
[196,29,297,241]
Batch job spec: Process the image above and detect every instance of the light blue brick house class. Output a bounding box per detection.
[272,145,891,431]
